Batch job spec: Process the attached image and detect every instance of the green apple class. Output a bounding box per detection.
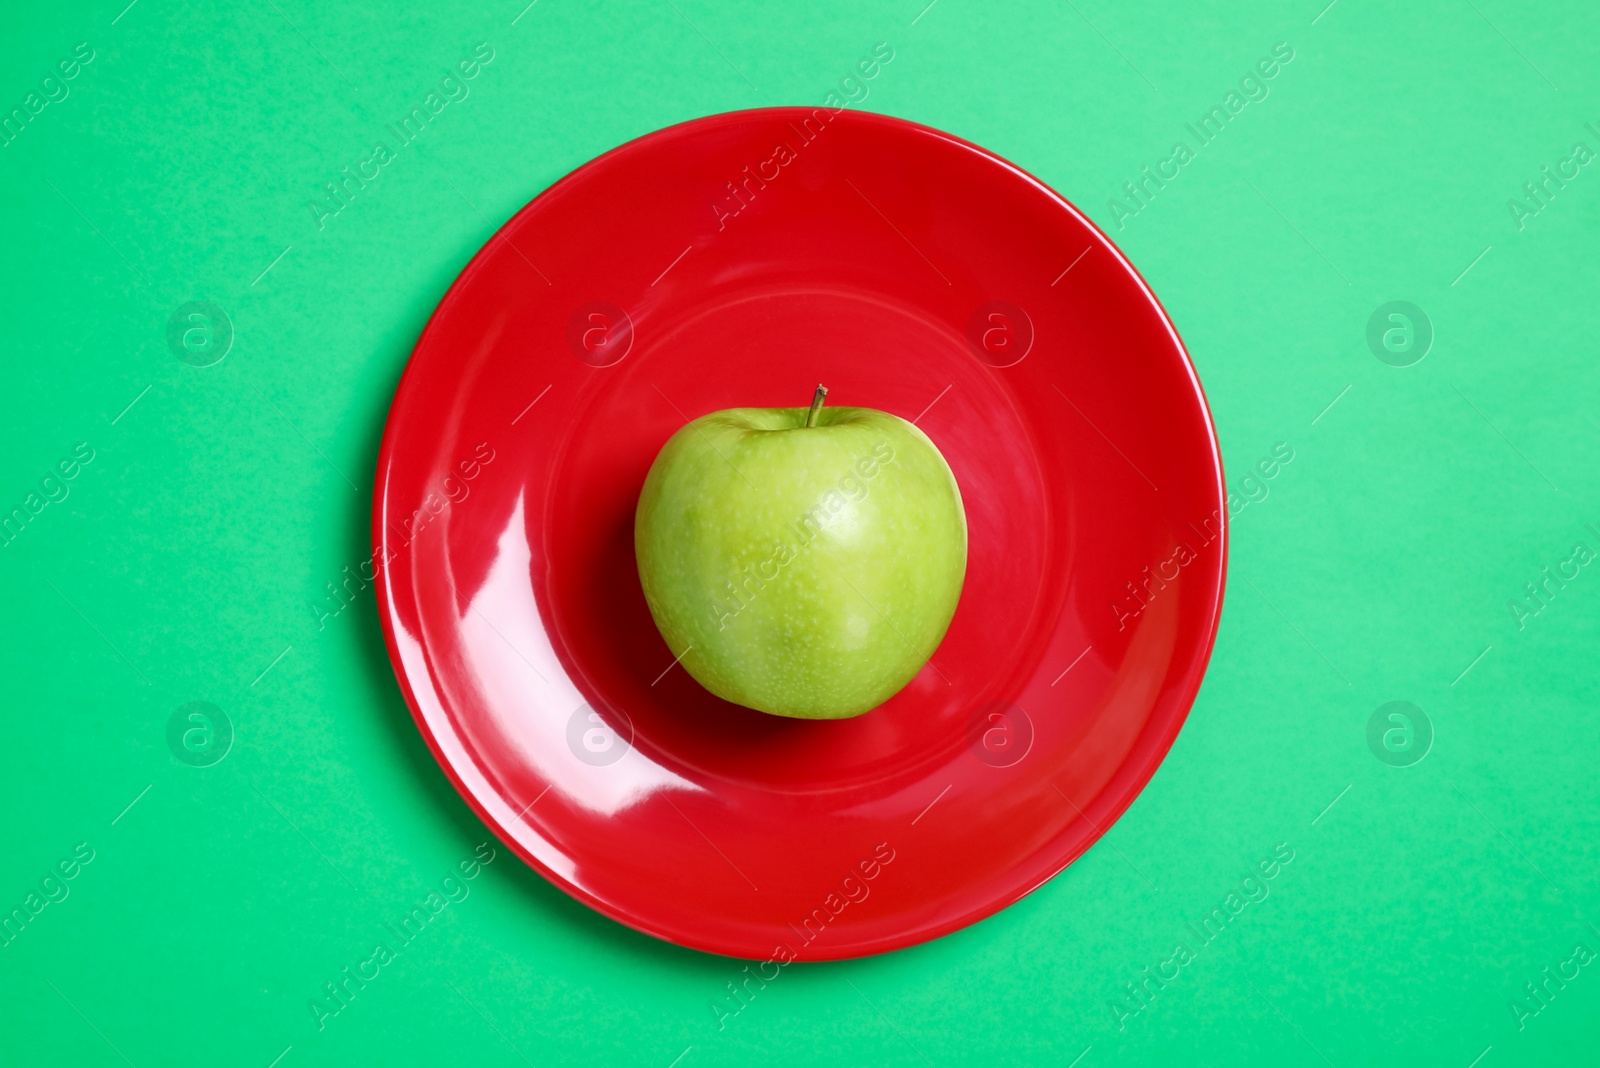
[635,386,967,719]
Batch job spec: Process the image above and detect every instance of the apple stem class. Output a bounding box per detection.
[805,384,828,427]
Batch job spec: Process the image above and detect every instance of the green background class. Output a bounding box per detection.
[2,0,1597,1064]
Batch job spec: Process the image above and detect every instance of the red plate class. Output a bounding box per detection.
[373,107,1226,960]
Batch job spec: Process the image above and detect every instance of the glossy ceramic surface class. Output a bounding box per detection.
[373,107,1227,960]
